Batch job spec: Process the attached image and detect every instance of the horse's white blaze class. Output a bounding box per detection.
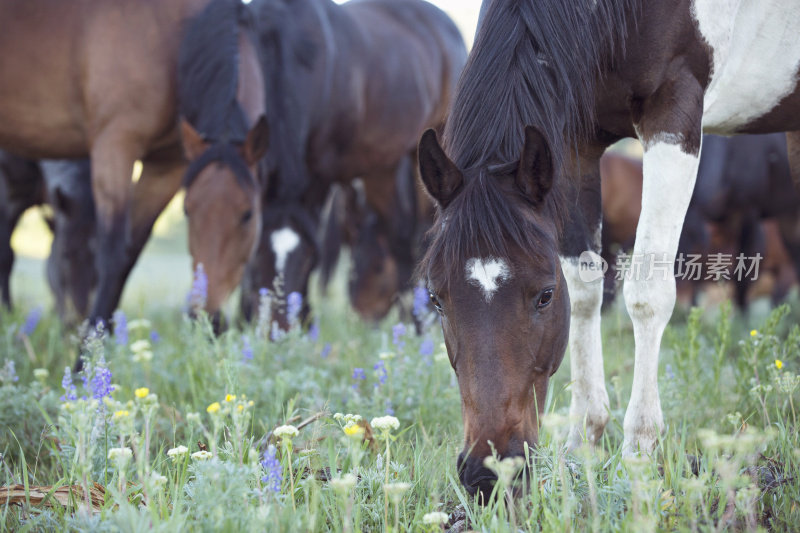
[560,256,610,448]
[465,257,511,302]
[622,140,701,455]
[271,227,300,272]
[693,0,800,132]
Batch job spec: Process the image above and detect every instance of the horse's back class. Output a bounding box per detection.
[338,0,467,159]
[0,0,208,159]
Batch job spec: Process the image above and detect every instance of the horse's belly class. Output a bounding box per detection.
[695,0,800,133]
[0,100,86,159]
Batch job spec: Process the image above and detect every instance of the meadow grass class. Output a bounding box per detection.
[2,252,800,531]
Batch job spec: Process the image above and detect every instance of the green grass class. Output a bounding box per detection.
[2,220,800,531]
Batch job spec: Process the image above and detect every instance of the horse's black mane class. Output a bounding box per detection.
[421,0,638,281]
[251,0,321,202]
[178,0,251,146]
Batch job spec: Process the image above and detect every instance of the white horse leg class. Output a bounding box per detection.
[622,139,700,455]
[562,254,609,448]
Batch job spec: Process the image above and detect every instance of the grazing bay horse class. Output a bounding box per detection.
[417,0,800,497]
[240,0,466,330]
[178,0,268,318]
[0,0,265,351]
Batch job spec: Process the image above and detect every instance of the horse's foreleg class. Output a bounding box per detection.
[129,147,184,257]
[561,161,609,449]
[87,133,141,327]
[624,88,703,454]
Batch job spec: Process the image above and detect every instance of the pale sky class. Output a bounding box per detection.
[336,0,483,47]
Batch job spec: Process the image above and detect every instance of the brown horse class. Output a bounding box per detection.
[0,0,266,356]
[239,0,466,330]
[418,0,800,498]
[177,0,268,319]
[318,159,435,323]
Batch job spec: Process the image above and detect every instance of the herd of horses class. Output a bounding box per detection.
[2,0,800,498]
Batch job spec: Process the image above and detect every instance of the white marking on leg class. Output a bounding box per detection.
[271,227,300,273]
[561,255,610,449]
[623,140,700,455]
[465,257,511,302]
[692,0,800,131]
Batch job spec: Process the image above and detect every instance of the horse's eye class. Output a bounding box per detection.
[537,288,554,309]
[241,209,253,224]
[429,291,443,314]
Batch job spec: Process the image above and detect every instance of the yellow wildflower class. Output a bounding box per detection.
[750,329,758,337]
[113,410,130,420]
[237,404,244,412]
[225,394,236,402]
[207,401,221,414]
[775,359,784,370]
[135,387,150,399]
[344,424,364,438]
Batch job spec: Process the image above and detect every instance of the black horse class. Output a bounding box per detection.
[240,0,466,330]
[0,152,96,323]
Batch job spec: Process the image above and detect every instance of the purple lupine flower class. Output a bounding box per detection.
[242,335,254,361]
[373,360,388,386]
[412,285,429,319]
[261,445,282,493]
[113,309,128,346]
[385,399,395,416]
[256,288,272,338]
[186,263,208,311]
[20,307,43,337]
[352,367,366,390]
[89,359,114,401]
[150,329,160,343]
[320,342,332,359]
[286,292,303,325]
[392,323,407,350]
[665,363,675,380]
[60,367,77,402]
[1,359,19,384]
[308,321,320,342]
[419,338,434,357]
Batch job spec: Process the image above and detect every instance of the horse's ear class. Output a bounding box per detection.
[516,125,554,206]
[180,117,207,161]
[244,115,270,166]
[418,129,463,208]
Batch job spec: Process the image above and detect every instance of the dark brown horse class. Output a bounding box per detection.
[0,0,266,355]
[417,0,800,497]
[318,160,435,323]
[239,0,466,330]
[0,152,96,323]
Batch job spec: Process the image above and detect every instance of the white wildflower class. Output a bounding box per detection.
[191,450,213,461]
[274,425,299,440]
[370,415,400,433]
[422,511,449,525]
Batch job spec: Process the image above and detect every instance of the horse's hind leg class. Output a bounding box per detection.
[560,152,610,449]
[623,85,703,454]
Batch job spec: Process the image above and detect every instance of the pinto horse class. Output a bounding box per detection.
[417,0,800,497]
[0,0,265,357]
[239,0,466,330]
